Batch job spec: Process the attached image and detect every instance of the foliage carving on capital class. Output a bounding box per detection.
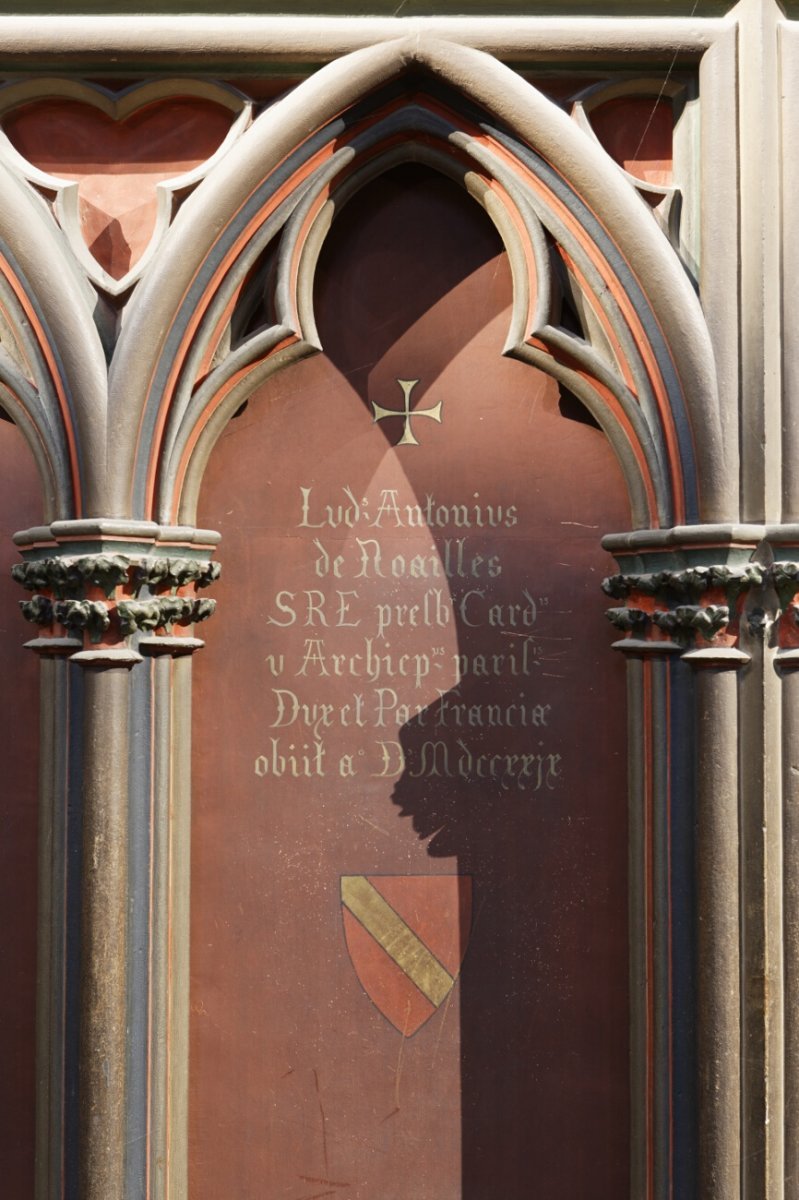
[772,562,799,608]
[13,540,220,659]
[763,561,799,651]
[13,553,131,597]
[52,599,112,643]
[602,563,764,606]
[132,556,221,592]
[651,604,730,639]
[603,550,799,656]
[603,559,764,655]
[19,595,53,625]
[117,597,217,637]
[605,606,650,633]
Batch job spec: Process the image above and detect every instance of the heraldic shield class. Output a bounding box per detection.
[341,875,472,1036]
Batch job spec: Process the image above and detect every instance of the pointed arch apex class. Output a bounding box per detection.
[110,33,724,529]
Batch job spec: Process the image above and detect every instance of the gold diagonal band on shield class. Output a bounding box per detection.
[341,876,455,1007]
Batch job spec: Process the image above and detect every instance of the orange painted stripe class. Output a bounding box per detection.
[557,246,637,395]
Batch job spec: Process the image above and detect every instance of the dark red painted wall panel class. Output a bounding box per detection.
[192,167,631,1199]
[0,417,41,1197]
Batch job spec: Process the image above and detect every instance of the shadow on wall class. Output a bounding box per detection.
[319,165,632,1197]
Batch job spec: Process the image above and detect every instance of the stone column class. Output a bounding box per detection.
[12,520,219,1200]
[603,533,762,1200]
[682,645,747,1200]
[77,655,137,1200]
[771,555,799,1200]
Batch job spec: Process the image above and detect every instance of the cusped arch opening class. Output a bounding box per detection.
[307,159,608,452]
[284,122,666,529]
[119,41,719,531]
[172,77,674,531]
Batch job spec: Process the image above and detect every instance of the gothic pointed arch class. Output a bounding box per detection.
[108,36,724,532]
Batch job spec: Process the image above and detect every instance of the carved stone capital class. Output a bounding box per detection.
[601,524,799,661]
[602,529,765,661]
[11,520,220,663]
[603,568,753,658]
[771,559,799,654]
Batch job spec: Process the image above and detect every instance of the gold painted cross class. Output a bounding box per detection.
[371,378,443,446]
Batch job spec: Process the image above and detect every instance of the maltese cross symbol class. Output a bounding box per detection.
[371,378,443,446]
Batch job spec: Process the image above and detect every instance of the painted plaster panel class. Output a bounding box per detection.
[191,166,631,1198]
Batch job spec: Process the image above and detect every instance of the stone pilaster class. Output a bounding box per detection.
[12,520,219,1200]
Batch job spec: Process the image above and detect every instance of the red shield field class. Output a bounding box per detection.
[341,875,473,1036]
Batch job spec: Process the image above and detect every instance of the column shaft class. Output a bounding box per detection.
[78,666,131,1200]
[696,666,741,1200]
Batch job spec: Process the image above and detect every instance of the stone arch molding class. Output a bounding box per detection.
[0,36,730,662]
[0,38,724,533]
[0,162,106,522]
[100,35,724,535]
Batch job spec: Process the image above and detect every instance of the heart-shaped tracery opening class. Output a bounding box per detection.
[4,96,237,280]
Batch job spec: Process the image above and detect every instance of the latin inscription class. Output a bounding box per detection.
[254,484,563,792]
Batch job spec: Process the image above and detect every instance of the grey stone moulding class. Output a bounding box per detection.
[0,11,735,71]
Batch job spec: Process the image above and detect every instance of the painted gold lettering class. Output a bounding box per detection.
[313,538,344,578]
[373,740,405,777]
[298,485,363,529]
[374,687,398,727]
[304,590,328,626]
[254,738,326,778]
[336,590,360,628]
[411,741,450,778]
[355,538,384,578]
[296,638,329,676]
[270,689,334,740]
[459,589,483,627]
[372,489,402,527]
[265,591,297,626]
